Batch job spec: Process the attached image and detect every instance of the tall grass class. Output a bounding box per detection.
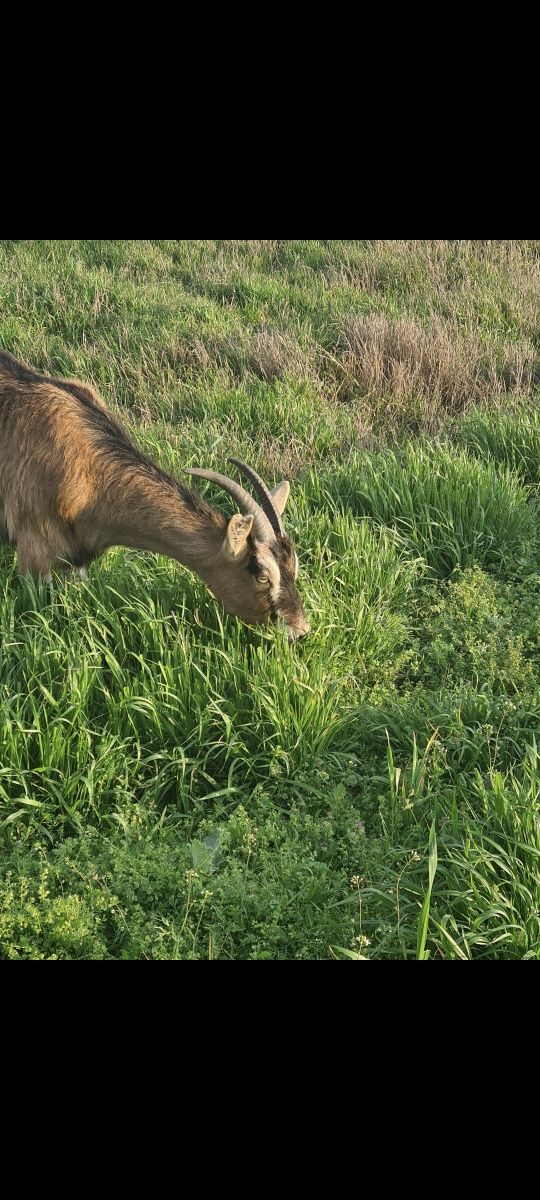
[304,442,537,576]
[456,404,540,487]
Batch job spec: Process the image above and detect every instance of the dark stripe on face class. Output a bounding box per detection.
[246,554,260,577]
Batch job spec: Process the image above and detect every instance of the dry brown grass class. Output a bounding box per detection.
[328,313,537,433]
[251,434,334,479]
[246,329,309,382]
[161,338,213,372]
[166,328,311,385]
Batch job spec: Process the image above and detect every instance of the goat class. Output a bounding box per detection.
[0,350,310,640]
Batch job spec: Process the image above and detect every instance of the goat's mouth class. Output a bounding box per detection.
[274,614,310,642]
[287,625,311,643]
[227,609,310,641]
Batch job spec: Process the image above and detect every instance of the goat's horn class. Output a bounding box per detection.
[184,468,275,542]
[227,458,284,536]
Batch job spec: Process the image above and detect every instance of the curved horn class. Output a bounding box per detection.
[184,468,275,542]
[227,458,284,536]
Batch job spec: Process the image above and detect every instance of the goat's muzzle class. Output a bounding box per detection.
[287,620,311,643]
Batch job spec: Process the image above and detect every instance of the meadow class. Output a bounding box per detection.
[1,238,539,959]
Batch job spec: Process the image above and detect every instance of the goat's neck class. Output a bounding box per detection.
[95,469,227,576]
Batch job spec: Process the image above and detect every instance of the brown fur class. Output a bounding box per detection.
[0,350,310,637]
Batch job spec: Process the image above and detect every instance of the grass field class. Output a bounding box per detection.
[1,238,540,959]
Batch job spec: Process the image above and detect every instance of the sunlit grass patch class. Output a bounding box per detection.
[456,403,540,487]
[304,441,538,577]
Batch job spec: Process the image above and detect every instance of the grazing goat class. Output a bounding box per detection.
[0,350,310,640]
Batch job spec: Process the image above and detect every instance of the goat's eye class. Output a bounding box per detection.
[258,573,269,584]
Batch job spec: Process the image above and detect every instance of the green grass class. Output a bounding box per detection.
[456,403,540,487]
[303,442,538,577]
[1,239,540,958]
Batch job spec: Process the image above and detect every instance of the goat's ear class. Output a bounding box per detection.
[271,480,290,514]
[222,513,254,560]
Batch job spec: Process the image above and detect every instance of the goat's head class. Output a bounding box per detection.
[185,458,310,642]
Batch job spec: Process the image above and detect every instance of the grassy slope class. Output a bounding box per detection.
[1,238,539,959]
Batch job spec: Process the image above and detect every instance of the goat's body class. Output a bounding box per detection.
[0,349,225,578]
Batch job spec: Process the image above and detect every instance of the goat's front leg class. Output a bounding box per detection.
[16,534,55,581]
[17,533,91,583]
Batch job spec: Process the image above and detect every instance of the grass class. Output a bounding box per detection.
[1,238,540,959]
[303,442,538,577]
